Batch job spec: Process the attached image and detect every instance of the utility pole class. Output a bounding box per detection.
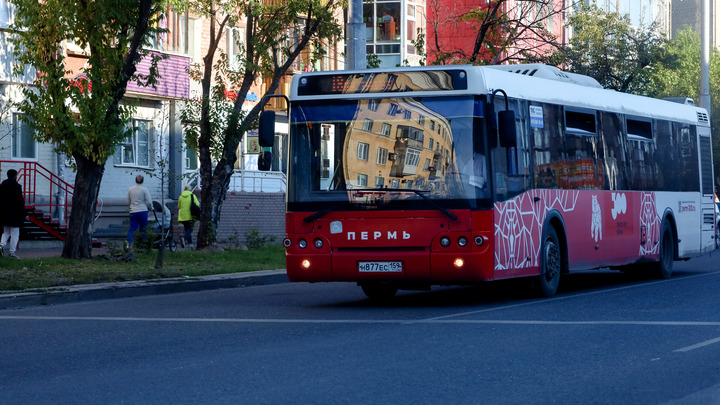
[700,0,711,119]
[346,0,366,70]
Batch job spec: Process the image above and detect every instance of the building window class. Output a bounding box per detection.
[115,119,151,167]
[374,176,384,187]
[418,115,425,125]
[227,26,245,71]
[357,173,368,186]
[405,148,421,167]
[150,10,190,54]
[368,99,379,111]
[362,118,373,131]
[185,147,198,170]
[357,142,369,161]
[12,113,37,159]
[387,103,398,115]
[381,123,391,137]
[391,178,399,188]
[377,147,388,164]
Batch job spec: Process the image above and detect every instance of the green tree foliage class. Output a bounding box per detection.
[177,0,343,248]
[648,28,720,188]
[546,4,667,94]
[10,0,164,258]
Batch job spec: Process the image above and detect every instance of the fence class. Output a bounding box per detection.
[0,160,73,224]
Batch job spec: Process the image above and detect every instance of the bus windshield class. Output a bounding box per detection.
[288,96,491,211]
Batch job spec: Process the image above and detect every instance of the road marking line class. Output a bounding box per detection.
[674,336,720,353]
[415,269,720,323]
[2,315,720,327]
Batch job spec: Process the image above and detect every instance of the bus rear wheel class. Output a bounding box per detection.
[652,221,674,279]
[537,227,562,297]
[361,283,398,300]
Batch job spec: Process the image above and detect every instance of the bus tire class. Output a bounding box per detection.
[652,221,674,279]
[361,283,398,300]
[537,226,562,297]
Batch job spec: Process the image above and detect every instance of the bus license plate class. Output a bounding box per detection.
[358,261,403,273]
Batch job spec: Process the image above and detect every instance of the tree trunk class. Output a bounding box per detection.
[61,154,105,259]
[196,111,244,248]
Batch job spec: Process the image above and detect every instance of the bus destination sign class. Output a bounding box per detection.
[297,70,468,96]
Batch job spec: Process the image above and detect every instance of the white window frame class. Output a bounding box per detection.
[405,148,420,167]
[357,142,369,161]
[115,119,152,167]
[11,113,37,160]
[362,118,373,131]
[227,26,245,72]
[377,147,388,165]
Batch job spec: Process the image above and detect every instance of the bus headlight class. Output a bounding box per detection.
[298,239,307,249]
[314,238,323,248]
[474,236,484,246]
[454,258,465,269]
[283,238,292,247]
[301,259,311,269]
[440,237,451,247]
[458,237,468,247]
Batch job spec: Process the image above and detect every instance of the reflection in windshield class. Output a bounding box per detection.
[341,98,454,192]
[289,96,487,207]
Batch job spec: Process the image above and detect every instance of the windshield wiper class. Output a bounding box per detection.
[401,189,458,221]
[303,202,355,223]
[303,189,458,223]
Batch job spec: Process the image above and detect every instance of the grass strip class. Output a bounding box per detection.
[0,244,286,292]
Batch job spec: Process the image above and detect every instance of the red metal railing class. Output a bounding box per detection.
[0,160,74,226]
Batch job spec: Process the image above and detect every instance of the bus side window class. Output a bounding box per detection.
[531,103,564,189]
[599,112,628,191]
[564,108,603,190]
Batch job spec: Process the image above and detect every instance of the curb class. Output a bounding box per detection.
[0,269,289,310]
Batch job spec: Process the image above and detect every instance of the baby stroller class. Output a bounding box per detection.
[151,201,177,252]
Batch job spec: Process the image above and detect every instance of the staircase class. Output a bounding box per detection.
[1,160,103,247]
[21,206,67,241]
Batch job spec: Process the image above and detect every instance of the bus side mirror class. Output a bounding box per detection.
[498,110,517,148]
[258,150,272,171]
[259,110,275,147]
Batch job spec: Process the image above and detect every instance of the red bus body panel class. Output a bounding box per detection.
[286,189,667,285]
[286,210,495,284]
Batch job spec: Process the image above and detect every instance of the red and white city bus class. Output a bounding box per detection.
[258,64,716,299]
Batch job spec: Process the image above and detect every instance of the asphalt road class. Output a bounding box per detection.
[1,252,719,404]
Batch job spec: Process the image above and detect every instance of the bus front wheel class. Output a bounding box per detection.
[537,226,562,297]
[361,283,398,300]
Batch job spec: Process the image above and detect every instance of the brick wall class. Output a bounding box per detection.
[216,192,286,244]
[98,191,286,246]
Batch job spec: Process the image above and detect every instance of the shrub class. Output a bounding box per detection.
[244,228,276,249]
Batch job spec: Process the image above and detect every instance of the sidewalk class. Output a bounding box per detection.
[1,241,289,310]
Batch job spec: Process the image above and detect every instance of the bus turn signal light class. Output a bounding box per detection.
[454,258,465,269]
[301,259,311,269]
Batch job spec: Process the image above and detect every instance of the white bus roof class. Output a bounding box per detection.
[290,65,709,127]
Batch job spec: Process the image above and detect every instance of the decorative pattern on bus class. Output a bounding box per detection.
[494,190,580,270]
[639,192,661,256]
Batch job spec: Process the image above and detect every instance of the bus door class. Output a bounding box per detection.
[698,126,716,253]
